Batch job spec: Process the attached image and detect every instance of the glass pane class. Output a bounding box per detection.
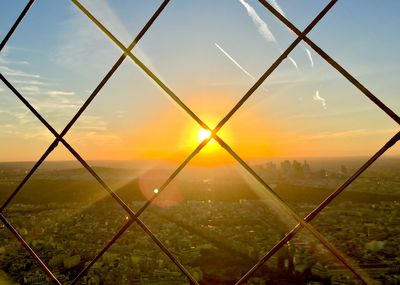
[0,222,53,284]
[0,83,54,206]
[0,1,398,284]
[310,145,400,285]
[81,223,193,285]
[309,0,400,114]
[136,0,297,120]
[1,145,128,283]
[0,0,123,132]
[64,59,199,194]
[139,145,299,284]
[221,42,399,210]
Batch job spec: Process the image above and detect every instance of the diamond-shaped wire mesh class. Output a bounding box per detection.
[0,0,399,284]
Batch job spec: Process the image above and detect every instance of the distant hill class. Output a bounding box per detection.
[0,158,398,206]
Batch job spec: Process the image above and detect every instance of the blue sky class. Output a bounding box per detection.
[0,0,399,162]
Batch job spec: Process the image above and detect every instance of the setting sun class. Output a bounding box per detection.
[0,1,398,284]
[198,129,212,142]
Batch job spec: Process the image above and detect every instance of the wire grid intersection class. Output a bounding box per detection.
[0,1,399,285]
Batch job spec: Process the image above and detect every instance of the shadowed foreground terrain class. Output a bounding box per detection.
[0,158,399,284]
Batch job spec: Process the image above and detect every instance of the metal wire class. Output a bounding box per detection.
[76,0,378,282]
[71,0,211,132]
[0,0,171,212]
[213,135,374,284]
[69,131,212,284]
[0,0,399,284]
[214,0,338,133]
[0,213,61,285]
[236,131,399,284]
[1,1,198,284]
[69,0,399,283]
[0,0,36,52]
[258,0,400,125]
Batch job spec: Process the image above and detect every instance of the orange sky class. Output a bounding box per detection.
[57,92,398,166]
[1,0,399,165]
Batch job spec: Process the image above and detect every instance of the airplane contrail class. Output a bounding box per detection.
[215,43,268,92]
[239,0,276,42]
[215,43,256,80]
[239,0,298,71]
[313,89,327,109]
[269,0,285,16]
[305,47,314,68]
[287,56,299,71]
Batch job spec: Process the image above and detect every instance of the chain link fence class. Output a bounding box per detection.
[1,0,399,284]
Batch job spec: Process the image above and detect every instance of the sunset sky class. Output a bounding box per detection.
[0,0,399,165]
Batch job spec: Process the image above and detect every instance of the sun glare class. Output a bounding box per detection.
[198,129,212,142]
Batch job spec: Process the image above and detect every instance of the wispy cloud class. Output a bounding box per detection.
[1,65,83,131]
[15,60,29,65]
[67,114,120,146]
[0,46,10,64]
[11,79,48,86]
[0,106,50,140]
[313,89,327,110]
[305,47,314,68]
[46,90,75,96]
[1,44,83,114]
[305,128,399,140]
[20,85,41,93]
[0,6,123,146]
[239,0,276,42]
[73,114,109,132]
[0,52,47,86]
[0,56,29,66]
[57,0,160,78]
[0,66,40,78]
[39,100,83,110]
[115,110,127,119]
